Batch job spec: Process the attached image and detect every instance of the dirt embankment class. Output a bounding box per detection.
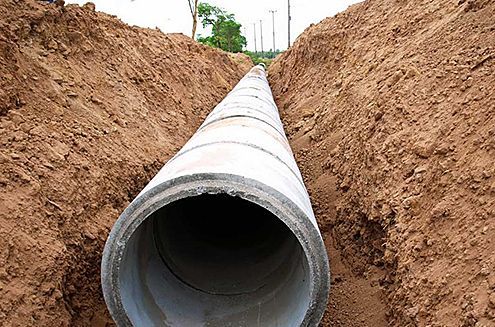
[0,0,249,325]
[269,0,494,326]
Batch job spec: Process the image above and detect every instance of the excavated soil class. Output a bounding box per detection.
[0,0,249,325]
[269,0,495,326]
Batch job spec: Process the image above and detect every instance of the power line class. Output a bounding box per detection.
[269,10,277,52]
[259,20,264,56]
[253,22,257,53]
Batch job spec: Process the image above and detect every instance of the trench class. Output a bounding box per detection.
[61,65,387,327]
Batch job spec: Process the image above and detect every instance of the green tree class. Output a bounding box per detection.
[197,3,246,53]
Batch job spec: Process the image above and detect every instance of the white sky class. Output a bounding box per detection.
[67,0,361,51]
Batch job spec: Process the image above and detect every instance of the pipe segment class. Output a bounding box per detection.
[101,65,330,326]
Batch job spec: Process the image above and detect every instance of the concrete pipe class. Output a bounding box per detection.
[101,65,330,326]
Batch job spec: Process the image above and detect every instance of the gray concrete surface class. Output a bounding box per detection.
[101,65,330,326]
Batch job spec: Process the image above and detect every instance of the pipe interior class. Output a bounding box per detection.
[118,193,311,326]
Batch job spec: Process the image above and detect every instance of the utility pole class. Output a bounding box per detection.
[260,20,264,57]
[287,0,291,48]
[269,10,277,55]
[253,23,257,53]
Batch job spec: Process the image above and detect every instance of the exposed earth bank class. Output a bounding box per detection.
[269,0,495,326]
[0,0,249,325]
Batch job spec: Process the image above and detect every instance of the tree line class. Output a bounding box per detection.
[188,1,281,61]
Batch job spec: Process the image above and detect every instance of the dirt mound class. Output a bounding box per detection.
[0,0,249,325]
[269,0,494,326]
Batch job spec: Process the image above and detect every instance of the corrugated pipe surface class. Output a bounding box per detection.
[101,65,330,326]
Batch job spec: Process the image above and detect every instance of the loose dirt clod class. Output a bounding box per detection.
[0,0,249,325]
[269,0,495,326]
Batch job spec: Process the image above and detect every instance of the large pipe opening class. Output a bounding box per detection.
[118,193,311,326]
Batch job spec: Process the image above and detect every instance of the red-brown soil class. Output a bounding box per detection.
[269,0,495,326]
[0,0,249,325]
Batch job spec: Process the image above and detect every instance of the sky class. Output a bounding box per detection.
[66,0,362,51]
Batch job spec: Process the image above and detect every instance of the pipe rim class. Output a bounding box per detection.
[101,173,329,326]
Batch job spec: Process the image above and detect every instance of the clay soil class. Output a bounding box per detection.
[0,0,249,325]
[269,0,495,326]
[1,0,495,326]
